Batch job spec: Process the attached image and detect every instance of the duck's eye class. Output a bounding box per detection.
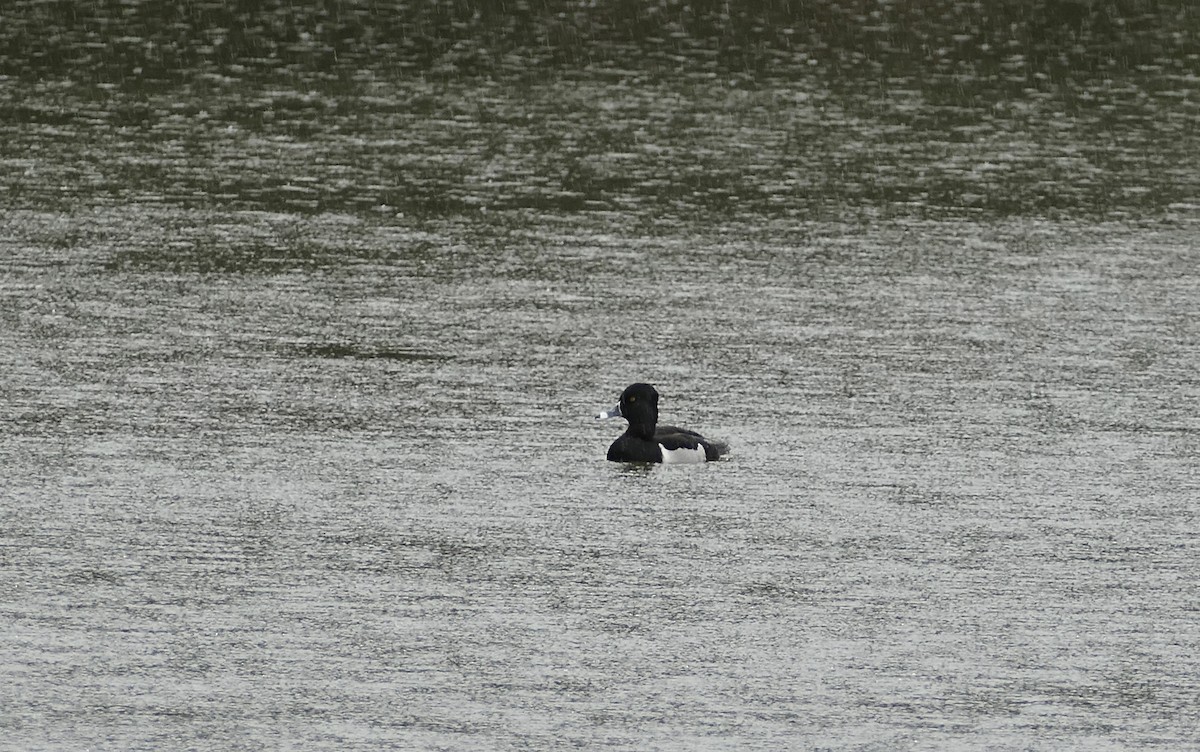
[628,396,636,403]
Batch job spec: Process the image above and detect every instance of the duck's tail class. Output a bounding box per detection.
[704,439,730,461]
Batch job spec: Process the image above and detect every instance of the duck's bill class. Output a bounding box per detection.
[596,403,622,420]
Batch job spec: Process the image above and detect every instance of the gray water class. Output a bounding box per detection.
[3,3,1200,750]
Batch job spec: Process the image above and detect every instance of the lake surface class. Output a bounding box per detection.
[2,3,1199,750]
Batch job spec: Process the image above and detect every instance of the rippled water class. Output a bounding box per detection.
[3,3,1200,750]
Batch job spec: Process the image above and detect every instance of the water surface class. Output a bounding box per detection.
[2,3,1199,750]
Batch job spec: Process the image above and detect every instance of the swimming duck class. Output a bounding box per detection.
[596,383,729,463]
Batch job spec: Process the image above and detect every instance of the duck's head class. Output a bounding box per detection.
[597,383,659,438]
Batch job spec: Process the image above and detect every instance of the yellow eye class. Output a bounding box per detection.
[628,396,636,403]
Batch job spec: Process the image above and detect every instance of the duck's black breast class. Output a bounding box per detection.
[607,434,663,463]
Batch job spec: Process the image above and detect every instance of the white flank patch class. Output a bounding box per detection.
[659,444,707,465]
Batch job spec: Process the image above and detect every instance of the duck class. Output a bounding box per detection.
[596,383,729,463]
